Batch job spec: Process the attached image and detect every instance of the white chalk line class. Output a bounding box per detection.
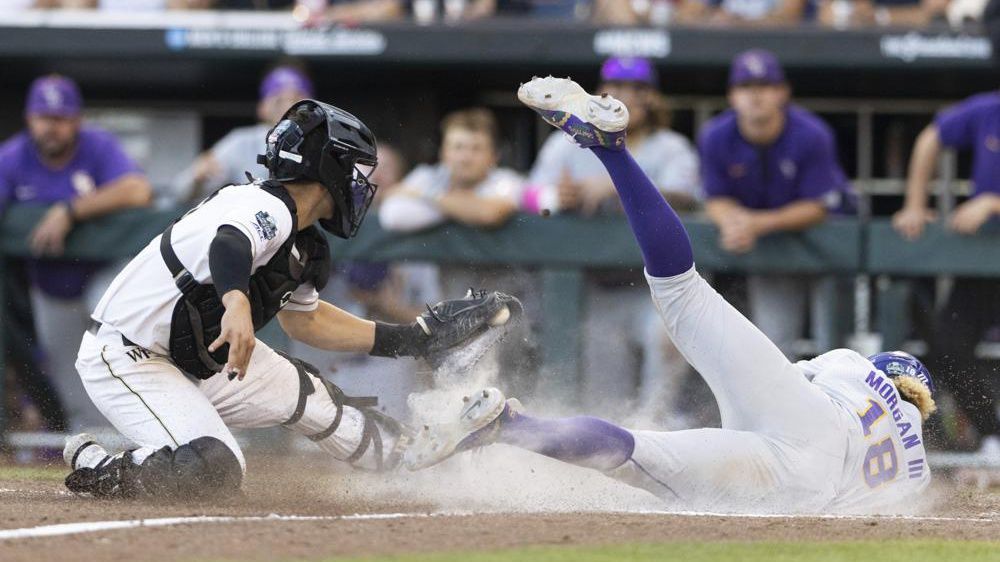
[0,512,436,541]
[1,508,997,542]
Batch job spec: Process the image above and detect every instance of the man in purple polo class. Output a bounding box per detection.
[892,91,1000,462]
[700,49,851,358]
[0,74,153,430]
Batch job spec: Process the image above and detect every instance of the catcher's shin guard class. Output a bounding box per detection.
[280,352,410,471]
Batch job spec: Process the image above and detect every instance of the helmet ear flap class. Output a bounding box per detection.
[258,119,308,181]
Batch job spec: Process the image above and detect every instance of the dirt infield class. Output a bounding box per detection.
[1,452,998,562]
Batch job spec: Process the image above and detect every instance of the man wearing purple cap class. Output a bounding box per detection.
[171,63,314,202]
[527,57,700,425]
[700,49,852,358]
[0,74,153,430]
[892,91,1000,463]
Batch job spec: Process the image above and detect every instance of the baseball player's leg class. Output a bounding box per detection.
[68,326,244,498]
[612,428,837,512]
[406,388,837,511]
[747,274,807,358]
[199,339,405,471]
[519,77,839,438]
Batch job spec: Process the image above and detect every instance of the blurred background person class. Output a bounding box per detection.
[892,91,1000,461]
[526,57,701,426]
[379,108,523,234]
[379,108,536,393]
[817,0,950,28]
[0,74,153,431]
[169,62,314,204]
[674,0,808,26]
[700,49,852,359]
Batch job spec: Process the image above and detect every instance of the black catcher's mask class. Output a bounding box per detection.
[257,99,378,239]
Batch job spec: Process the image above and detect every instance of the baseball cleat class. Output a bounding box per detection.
[404,388,520,470]
[517,75,629,149]
[63,432,107,470]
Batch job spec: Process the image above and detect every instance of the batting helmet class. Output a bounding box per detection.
[868,351,935,394]
[257,99,378,239]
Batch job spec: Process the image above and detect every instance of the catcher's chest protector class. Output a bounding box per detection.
[164,181,331,379]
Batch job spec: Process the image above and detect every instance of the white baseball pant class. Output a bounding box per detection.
[75,323,397,472]
[608,267,853,513]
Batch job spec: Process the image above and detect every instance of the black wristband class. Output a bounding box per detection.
[371,321,427,358]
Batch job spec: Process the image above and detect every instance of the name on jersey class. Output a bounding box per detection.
[253,211,278,241]
[864,370,921,450]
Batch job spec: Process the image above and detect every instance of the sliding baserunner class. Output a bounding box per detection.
[404,77,937,514]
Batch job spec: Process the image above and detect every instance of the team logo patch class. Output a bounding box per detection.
[253,211,278,241]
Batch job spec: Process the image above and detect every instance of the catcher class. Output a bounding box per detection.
[405,77,936,514]
[62,99,518,499]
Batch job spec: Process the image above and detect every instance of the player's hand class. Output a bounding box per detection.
[891,205,936,240]
[556,168,581,211]
[191,154,223,185]
[29,202,74,257]
[210,290,255,381]
[718,207,759,254]
[948,195,999,235]
[576,177,616,216]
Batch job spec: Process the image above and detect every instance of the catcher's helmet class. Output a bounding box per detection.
[257,99,378,239]
[868,350,935,394]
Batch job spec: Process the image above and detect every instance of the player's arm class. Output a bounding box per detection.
[68,173,153,220]
[746,199,827,235]
[893,124,941,240]
[206,226,256,380]
[29,173,153,257]
[435,190,518,228]
[278,302,378,353]
[378,187,447,232]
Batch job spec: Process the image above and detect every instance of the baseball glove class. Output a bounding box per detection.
[417,289,522,354]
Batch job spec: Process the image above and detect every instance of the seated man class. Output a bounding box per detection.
[406,77,937,514]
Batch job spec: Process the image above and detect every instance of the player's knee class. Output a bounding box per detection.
[139,437,244,500]
[175,436,244,493]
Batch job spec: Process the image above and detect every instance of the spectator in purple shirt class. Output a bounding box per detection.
[700,49,851,358]
[892,91,1000,462]
[0,75,153,430]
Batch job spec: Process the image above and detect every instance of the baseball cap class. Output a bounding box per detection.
[728,49,786,87]
[25,75,83,117]
[600,57,658,87]
[259,66,314,101]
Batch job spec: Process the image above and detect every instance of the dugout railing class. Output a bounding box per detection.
[5,205,1000,468]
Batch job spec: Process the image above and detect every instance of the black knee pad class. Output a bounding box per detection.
[139,437,243,500]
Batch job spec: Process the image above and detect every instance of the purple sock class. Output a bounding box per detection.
[497,411,634,471]
[590,146,694,278]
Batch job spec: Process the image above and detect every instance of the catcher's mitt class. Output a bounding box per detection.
[416,289,523,354]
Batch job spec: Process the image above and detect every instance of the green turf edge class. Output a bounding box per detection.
[305,540,1000,562]
[0,464,67,482]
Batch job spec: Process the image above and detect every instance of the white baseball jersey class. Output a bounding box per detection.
[92,183,319,356]
[799,349,931,513]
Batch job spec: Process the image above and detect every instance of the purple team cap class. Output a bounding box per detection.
[259,66,314,101]
[25,75,83,117]
[728,49,786,87]
[600,57,658,86]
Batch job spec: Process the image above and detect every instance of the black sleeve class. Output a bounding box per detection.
[209,225,253,300]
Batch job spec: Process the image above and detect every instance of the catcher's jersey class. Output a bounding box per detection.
[797,349,931,512]
[92,184,319,355]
